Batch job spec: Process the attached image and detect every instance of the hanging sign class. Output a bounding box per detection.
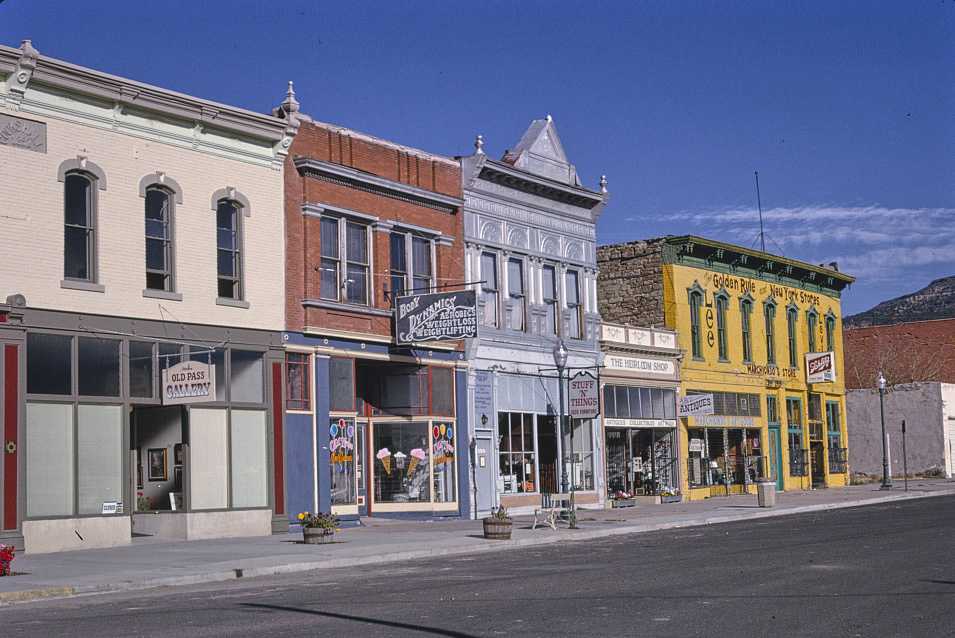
[679,393,714,417]
[395,290,477,344]
[806,351,836,383]
[162,361,215,405]
[569,371,600,419]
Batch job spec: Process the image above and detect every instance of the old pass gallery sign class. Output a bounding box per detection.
[396,290,477,344]
[162,361,215,405]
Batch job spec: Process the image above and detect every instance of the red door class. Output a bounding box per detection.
[2,344,19,531]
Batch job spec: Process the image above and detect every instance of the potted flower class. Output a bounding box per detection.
[659,488,682,504]
[482,505,512,540]
[298,511,340,544]
[611,490,635,508]
[0,544,15,576]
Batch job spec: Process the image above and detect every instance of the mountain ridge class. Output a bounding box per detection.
[843,275,955,328]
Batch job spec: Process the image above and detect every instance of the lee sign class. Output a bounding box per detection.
[162,361,215,405]
[569,371,600,419]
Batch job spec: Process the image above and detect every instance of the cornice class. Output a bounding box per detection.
[477,157,606,211]
[293,156,463,214]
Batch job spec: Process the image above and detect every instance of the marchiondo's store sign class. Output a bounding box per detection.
[162,361,215,405]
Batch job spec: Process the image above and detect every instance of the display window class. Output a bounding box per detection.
[686,427,764,495]
[370,420,457,510]
[605,427,676,497]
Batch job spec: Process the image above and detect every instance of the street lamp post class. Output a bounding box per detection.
[877,372,892,490]
[552,338,576,528]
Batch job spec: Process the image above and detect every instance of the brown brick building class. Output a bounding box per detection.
[842,318,955,389]
[279,102,470,525]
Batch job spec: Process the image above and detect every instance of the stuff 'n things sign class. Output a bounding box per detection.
[395,290,477,344]
[162,361,215,405]
[806,351,836,384]
[568,371,600,419]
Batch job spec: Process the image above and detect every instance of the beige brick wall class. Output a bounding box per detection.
[0,110,285,331]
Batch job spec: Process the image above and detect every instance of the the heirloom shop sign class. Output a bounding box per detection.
[162,361,215,405]
[605,354,675,376]
[396,290,477,344]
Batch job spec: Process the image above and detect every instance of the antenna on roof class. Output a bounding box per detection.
[755,171,765,253]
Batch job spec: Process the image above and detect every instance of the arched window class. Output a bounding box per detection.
[740,295,754,363]
[715,290,730,361]
[145,186,173,291]
[764,298,777,365]
[787,303,799,368]
[216,199,242,300]
[688,285,704,359]
[64,172,97,281]
[806,307,819,353]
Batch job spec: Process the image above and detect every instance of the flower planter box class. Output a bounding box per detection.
[303,528,335,544]
[483,517,513,540]
[611,498,636,508]
[660,494,683,504]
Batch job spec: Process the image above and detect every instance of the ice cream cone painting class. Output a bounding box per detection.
[408,448,426,476]
[377,448,392,475]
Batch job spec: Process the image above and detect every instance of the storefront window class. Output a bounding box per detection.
[498,412,536,494]
[26,402,74,516]
[374,422,430,503]
[129,341,155,398]
[567,419,595,490]
[329,357,355,411]
[190,408,229,510]
[77,405,123,515]
[78,337,120,397]
[27,333,72,395]
[231,350,264,403]
[432,422,456,502]
[286,353,310,411]
[231,409,268,508]
[330,418,357,506]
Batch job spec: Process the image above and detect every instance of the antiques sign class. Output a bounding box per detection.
[395,290,477,344]
[162,361,215,405]
[679,393,714,417]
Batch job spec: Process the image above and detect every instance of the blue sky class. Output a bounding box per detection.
[3,0,953,316]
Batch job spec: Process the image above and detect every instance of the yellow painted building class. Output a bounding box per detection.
[597,236,855,500]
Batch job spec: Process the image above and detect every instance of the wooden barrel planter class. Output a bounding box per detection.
[482,517,513,540]
[303,528,335,544]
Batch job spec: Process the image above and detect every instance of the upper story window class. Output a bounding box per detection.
[786,304,799,368]
[321,217,369,305]
[824,312,836,352]
[145,187,173,292]
[507,257,526,331]
[715,291,729,361]
[565,269,582,339]
[740,297,753,363]
[764,299,777,365]
[542,264,558,335]
[64,172,97,282]
[216,199,243,300]
[390,232,433,298]
[480,251,499,327]
[689,288,704,359]
[806,308,818,353]
[286,352,310,411]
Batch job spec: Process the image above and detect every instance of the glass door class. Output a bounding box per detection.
[329,417,358,515]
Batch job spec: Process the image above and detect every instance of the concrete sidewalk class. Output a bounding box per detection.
[2,480,953,605]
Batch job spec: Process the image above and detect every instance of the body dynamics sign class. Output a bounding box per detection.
[395,290,477,344]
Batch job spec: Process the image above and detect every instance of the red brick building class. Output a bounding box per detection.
[280,109,470,525]
[843,318,955,389]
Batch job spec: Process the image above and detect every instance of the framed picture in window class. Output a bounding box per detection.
[148,448,167,481]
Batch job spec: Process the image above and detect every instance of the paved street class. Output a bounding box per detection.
[4,495,954,637]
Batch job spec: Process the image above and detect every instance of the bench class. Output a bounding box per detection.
[532,493,571,530]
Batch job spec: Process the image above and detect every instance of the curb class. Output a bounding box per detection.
[1,488,949,604]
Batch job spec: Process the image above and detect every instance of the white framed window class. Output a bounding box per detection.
[480,251,499,327]
[542,264,558,335]
[390,232,434,297]
[565,269,582,339]
[321,217,370,305]
[507,257,526,331]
